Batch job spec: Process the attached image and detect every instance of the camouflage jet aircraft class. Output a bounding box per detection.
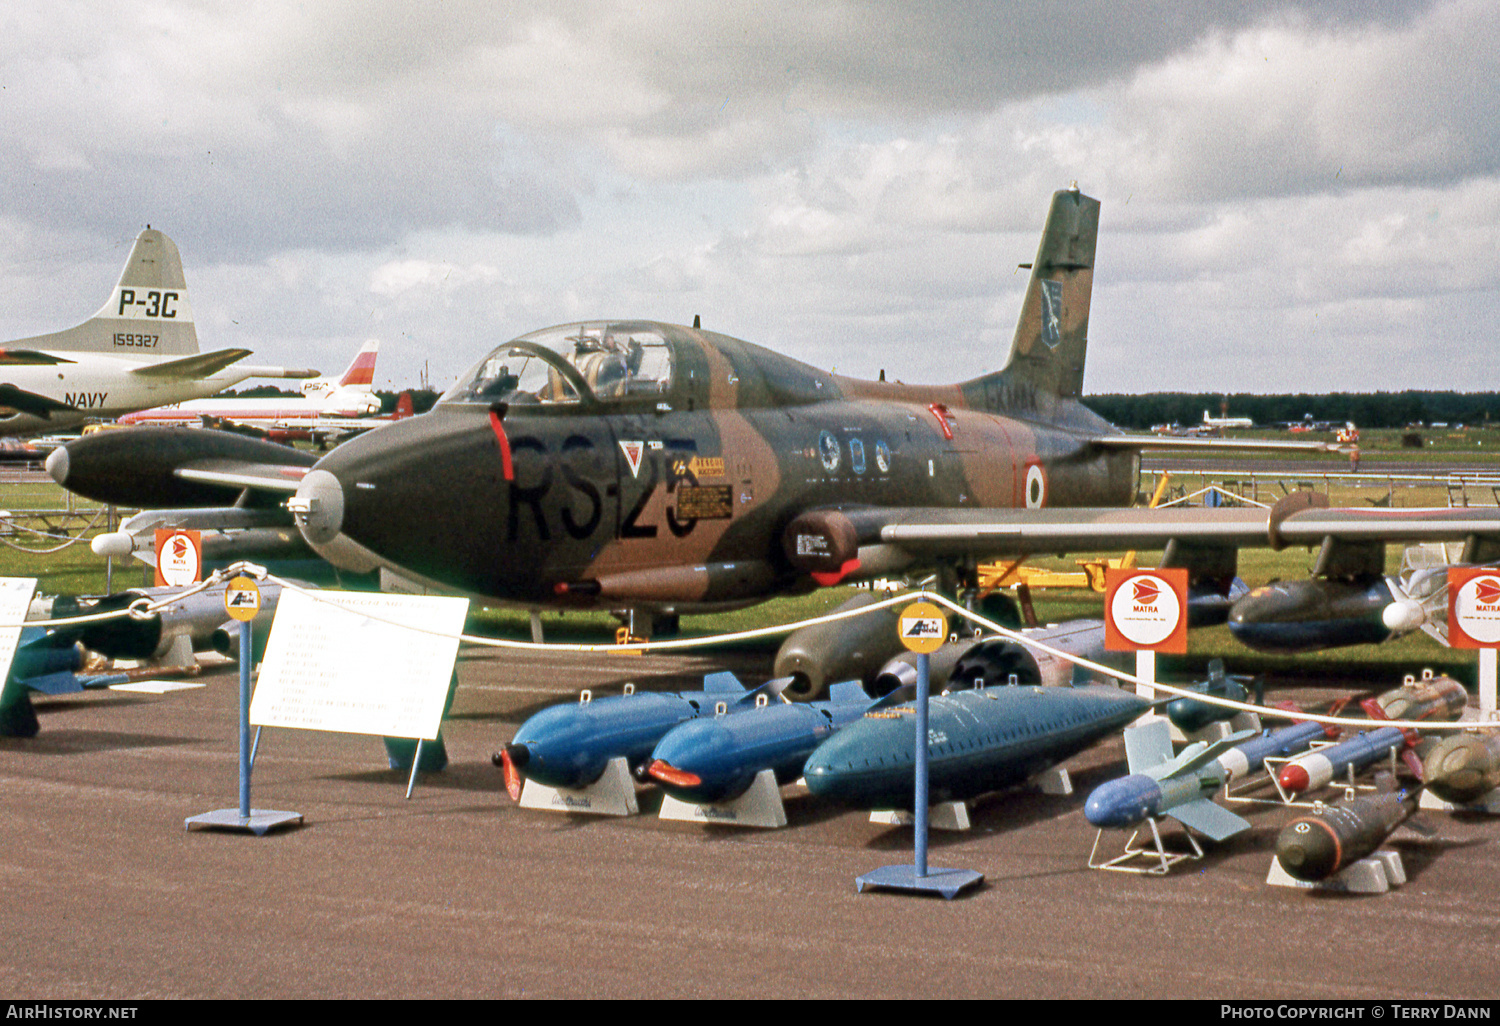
[49,187,1500,648]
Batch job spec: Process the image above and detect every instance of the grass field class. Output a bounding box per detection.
[0,449,1492,686]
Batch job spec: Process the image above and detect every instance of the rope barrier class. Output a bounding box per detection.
[0,558,1488,734]
[242,566,1490,736]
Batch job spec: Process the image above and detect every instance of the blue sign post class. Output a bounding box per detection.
[856,601,984,899]
[186,575,302,836]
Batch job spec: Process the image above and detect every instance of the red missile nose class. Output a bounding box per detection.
[646,759,701,788]
[500,748,523,802]
[1279,764,1311,793]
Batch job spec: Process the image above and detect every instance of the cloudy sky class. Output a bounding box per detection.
[0,1,1495,397]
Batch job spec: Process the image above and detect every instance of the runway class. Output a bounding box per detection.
[3,644,1498,1000]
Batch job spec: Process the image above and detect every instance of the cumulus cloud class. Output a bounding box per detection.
[0,0,1494,393]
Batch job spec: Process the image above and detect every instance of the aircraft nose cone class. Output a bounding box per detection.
[292,468,345,546]
[44,446,68,487]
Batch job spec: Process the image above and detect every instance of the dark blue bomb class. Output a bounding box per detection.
[495,672,779,800]
[802,682,1147,809]
[647,680,871,804]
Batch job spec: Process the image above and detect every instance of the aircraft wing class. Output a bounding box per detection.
[174,459,310,494]
[0,384,79,419]
[818,502,1500,562]
[1167,798,1252,842]
[130,348,254,379]
[0,349,75,366]
[1091,434,1347,454]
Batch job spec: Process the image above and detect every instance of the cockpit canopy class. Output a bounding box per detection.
[442,322,675,407]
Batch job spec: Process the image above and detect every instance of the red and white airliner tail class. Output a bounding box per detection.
[119,339,382,428]
[303,339,379,401]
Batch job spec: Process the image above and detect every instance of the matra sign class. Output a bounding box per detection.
[154,529,202,587]
[1105,568,1188,654]
[1449,568,1500,648]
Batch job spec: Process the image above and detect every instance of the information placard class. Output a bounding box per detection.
[898,601,948,654]
[251,590,470,740]
[0,577,38,684]
[154,529,202,587]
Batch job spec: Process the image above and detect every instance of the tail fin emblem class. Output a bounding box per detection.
[1040,280,1062,349]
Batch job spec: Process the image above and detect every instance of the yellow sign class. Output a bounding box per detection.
[224,576,262,623]
[898,601,948,654]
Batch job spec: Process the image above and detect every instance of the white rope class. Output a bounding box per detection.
[0,566,245,629]
[251,568,1486,736]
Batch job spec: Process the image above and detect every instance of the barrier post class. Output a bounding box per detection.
[856,599,983,899]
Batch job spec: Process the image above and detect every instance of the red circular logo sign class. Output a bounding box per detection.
[1454,573,1500,646]
[1109,572,1182,647]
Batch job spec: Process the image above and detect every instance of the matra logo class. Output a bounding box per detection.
[64,392,109,409]
[1132,579,1160,605]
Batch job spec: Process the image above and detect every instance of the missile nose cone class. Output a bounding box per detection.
[1381,600,1425,634]
[1276,817,1341,881]
[44,446,68,487]
[1083,776,1159,829]
[1279,764,1311,793]
[493,743,529,802]
[91,531,134,559]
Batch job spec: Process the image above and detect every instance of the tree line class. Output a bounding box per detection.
[1082,392,1500,431]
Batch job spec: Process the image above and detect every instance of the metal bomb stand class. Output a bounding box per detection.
[856,600,984,900]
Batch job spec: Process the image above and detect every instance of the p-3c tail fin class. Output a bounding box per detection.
[7,228,200,358]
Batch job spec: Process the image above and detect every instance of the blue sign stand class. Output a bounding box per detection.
[186,617,303,836]
[856,651,984,899]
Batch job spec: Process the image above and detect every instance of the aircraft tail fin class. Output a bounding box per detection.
[737,676,793,706]
[337,340,379,389]
[10,228,201,357]
[972,186,1099,402]
[827,680,868,705]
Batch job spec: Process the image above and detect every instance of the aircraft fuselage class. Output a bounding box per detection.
[297,322,1136,611]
